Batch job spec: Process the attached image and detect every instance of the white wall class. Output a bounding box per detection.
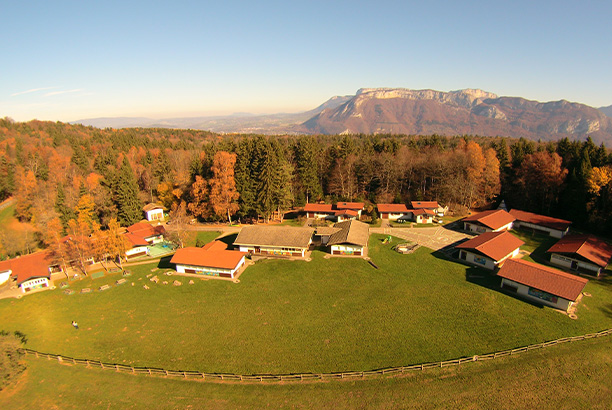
[238,245,306,258]
[21,277,49,293]
[176,256,244,278]
[550,253,601,275]
[0,270,11,285]
[126,246,149,257]
[514,221,566,238]
[330,244,363,255]
[146,209,164,221]
[501,278,572,311]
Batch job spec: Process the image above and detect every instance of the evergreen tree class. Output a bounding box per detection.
[113,158,143,226]
[153,149,172,183]
[55,184,74,231]
[254,138,277,221]
[295,136,322,204]
[234,138,257,217]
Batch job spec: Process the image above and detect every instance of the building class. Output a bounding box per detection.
[304,202,363,221]
[327,219,370,256]
[0,252,57,293]
[143,203,165,222]
[335,202,365,218]
[304,203,335,219]
[170,241,247,279]
[462,209,515,233]
[411,208,435,224]
[124,222,166,259]
[509,209,571,238]
[410,201,439,211]
[455,231,524,270]
[333,209,359,222]
[377,203,410,221]
[497,259,588,312]
[234,226,314,258]
[546,234,612,276]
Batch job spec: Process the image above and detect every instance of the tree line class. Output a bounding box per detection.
[1,117,611,258]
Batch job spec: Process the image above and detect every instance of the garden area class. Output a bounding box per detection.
[1,233,611,376]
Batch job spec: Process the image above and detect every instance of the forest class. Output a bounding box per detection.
[1,117,611,259]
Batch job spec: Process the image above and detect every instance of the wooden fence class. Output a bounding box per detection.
[21,328,612,383]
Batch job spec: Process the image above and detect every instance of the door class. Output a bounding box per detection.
[571,260,578,270]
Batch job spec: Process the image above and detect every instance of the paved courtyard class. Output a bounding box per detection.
[371,223,473,252]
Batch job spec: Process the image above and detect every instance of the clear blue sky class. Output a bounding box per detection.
[2,0,611,122]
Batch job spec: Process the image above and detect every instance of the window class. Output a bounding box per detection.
[528,288,558,304]
[474,256,487,265]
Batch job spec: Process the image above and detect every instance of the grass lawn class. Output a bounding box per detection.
[0,234,610,376]
[2,335,611,409]
[186,230,222,247]
[511,229,558,264]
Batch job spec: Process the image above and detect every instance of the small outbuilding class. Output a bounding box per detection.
[411,208,435,224]
[547,234,612,276]
[455,231,524,270]
[327,219,370,256]
[143,203,165,222]
[234,226,314,258]
[170,241,247,279]
[124,222,167,259]
[304,203,335,219]
[462,209,515,233]
[509,209,571,238]
[497,258,588,312]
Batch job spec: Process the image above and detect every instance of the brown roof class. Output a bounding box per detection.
[315,226,342,236]
[335,202,364,211]
[0,251,53,285]
[412,208,435,216]
[126,222,166,238]
[328,220,370,247]
[509,209,571,231]
[463,209,516,230]
[456,231,524,261]
[143,203,164,212]
[170,246,246,270]
[547,234,612,268]
[377,203,409,213]
[234,226,314,249]
[497,259,588,301]
[410,201,439,209]
[304,203,334,213]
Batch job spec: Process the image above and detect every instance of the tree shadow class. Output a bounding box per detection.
[218,233,238,247]
[600,303,612,319]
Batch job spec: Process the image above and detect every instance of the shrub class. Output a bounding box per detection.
[0,330,27,390]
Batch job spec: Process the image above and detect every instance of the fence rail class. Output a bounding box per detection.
[21,328,612,384]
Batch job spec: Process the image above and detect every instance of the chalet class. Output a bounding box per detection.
[410,201,439,211]
[546,234,612,276]
[335,202,364,218]
[304,203,335,219]
[377,203,410,221]
[170,241,247,279]
[462,209,515,233]
[0,252,58,293]
[327,219,370,256]
[234,226,314,258]
[411,208,435,224]
[509,209,571,238]
[334,209,359,222]
[497,259,588,312]
[455,231,524,270]
[124,222,166,259]
[143,203,165,222]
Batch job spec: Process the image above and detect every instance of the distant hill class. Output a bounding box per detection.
[302,88,612,144]
[599,105,612,118]
[74,88,612,143]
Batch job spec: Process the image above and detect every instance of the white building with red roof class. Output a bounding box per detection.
[377,203,410,221]
[143,203,165,222]
[509,209,571,238]
[0,252,58,293]
[547,234,612,276]
[497,259,588,312]
[304,202,364,220]
[462,209,515,233]
[124,222,166,259]
[455,231,524,270]
[170,241,247,279]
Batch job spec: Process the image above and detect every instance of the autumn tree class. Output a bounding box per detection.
[187,175,210,219]
[515,152,567,214]
[104,218,129,269]
[166,201,192,248]
[208,151,239,223]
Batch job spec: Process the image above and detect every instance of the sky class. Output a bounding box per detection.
[1,0,611,122]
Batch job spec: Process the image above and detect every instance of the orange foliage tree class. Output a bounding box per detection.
[209,151,239,223]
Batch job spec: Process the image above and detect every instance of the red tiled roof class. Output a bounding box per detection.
[547,234,612,268]
[456,231,524,261]
[410,201,439,209]
[170,247,246,270]
[126,222,166,237]
[304,203,334,213]
[124,233,149,247]
[334,209,358,217]
[463,209,516,230]
[335,202,364,211]
[0,251,53,285]
[201,240,228,251]
[509,209,572,231]
[498,259,588,301]
[377,204,409,213]
[412,208,435,216]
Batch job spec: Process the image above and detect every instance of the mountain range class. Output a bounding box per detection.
[73,88,612,144]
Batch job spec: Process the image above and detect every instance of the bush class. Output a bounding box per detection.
[0,331,27,390]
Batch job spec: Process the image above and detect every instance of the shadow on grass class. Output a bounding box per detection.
[157,256,174,270]
[218,233,238,247]
[600,303,612,319]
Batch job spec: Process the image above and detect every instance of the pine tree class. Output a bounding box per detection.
[295,136,322,204]
[234,138,257,217]
[114,158,142,226]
